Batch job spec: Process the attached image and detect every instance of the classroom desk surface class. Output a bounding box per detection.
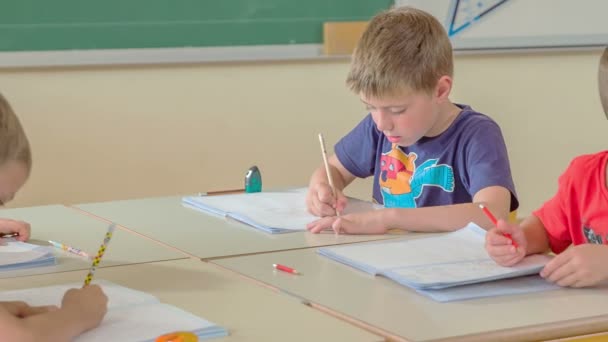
[74,196,398,260]
[0,205,186,278]
[0,259,382,342]
[212,248,608,342]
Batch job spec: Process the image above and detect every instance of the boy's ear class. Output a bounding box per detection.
[600,72,608,120]
[599,47,608,119]
[434,75,453,102]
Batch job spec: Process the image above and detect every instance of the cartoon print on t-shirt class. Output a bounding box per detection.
[583,224,604,244]
[380,144,454,208]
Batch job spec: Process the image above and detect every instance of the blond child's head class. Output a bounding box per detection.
[0,93,31,204]
[599,47,608,118]
[347,6,453,98]
[346,7,457,147]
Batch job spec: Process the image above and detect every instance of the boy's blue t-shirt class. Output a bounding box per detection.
[334,104,519,210]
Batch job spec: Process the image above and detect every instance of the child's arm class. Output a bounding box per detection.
[306,155,356,217]
[0,218,30,241]
[384,184,513,232]
[0,285,108,342]
[307,184,512,234]
[487,215,608,287]
[0,301,57,318]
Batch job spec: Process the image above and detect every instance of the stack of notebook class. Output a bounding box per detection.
[318,223,560,302]
[182,187,379,234]
[0,280,229,341]
[0,240,56,271]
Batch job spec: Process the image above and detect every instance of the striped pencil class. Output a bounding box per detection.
[83,223,116,287]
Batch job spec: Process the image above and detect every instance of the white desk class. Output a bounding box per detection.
[75,196,399,259]
[212,248,608,342]
[0,205,186,278]
[0,259,383,341]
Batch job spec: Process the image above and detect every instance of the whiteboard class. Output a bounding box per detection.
[395,0,608,50]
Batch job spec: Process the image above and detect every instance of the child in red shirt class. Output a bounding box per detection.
[485,47,608,288]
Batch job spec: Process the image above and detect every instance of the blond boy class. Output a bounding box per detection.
[307,7,517,234]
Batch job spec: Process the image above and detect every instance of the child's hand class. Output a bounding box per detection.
[0,301,57,318]
[306,183,347,217]
[485,219,527,266]
[61,285,108,331]
[0,218,30,241]
[541,244,608,287]
[307,210,386,235]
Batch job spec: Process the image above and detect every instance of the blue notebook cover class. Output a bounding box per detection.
[0,240,56,271]
[415,275,561,302]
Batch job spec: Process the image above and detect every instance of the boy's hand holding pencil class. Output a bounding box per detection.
[484,219,527,267]
[306,133,348,218]
[307,182,348,217]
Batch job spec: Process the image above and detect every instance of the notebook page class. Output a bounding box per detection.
[0,281,158,309]
[0,242,51,266]
[319,223,488,271]
[186,188,378,231]
[76,303,222,342]
[386,253,551,288]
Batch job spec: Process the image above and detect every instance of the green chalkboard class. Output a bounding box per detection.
[0,1,392,52]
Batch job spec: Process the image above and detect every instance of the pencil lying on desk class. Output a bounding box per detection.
[48,240,91,259]
[200,188,245,196]
[83,223,116,287]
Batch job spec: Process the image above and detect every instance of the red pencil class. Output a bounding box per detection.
[478,204,518,248]
[273,263,300,275]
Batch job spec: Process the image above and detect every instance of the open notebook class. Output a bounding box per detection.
[182,188,379,234]
[0,240,55,271]
[0,280,228,341]
[318,223,558,301]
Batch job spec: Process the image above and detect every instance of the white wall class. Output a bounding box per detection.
[0,49,605,216]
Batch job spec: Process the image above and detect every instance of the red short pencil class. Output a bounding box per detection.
[478,204,518,248]
[273,263,299,275]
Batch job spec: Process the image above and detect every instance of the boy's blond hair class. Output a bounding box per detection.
[599,47,608,117]
[0,93,31,172]
[347,6,453,97]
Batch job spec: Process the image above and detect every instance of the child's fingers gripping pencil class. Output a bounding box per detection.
[0,232,19,238]
[478,204,518,248]
[83,223,116,287]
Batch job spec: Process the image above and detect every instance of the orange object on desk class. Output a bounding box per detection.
[155,331,198,342]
